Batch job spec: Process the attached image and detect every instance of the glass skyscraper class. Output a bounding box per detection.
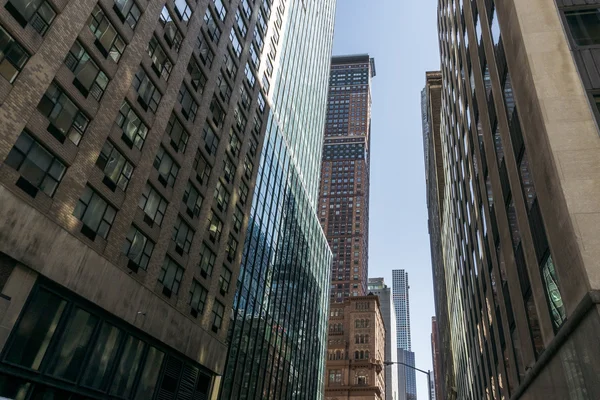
[393,269,417,400]
[220,1,336,399]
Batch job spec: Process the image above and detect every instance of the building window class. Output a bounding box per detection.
[225,234,237,262]
[229,29,242,59]
[177,84,198,122]
[88,6,126,62]
[193,150,211,185]
[166,113,189,153]
[116,102,147,150]
[174,0,191,24]
[96,140,133,191]
[357,374,368,385]
[541,254,567,330]
[189,280,207,317]
[209,98,225,129]
[235,10,247,37]
[233,105,246,132]
[207,211,222,243]
[122,225,154,271]
[214,181,230,212]
[257,92,265,113]
[73,186,116,240]
[328,370,342,384]
[153,146,179,188]
[219,267,231,295]
[172,216,194,255]
[37,82,89,146]
[243,156,253,180]
[113,0,141,29]
[158,257,184,298]
[223,49,238,78]
[133,69,161,113]
[232,206,243,233]
[239,85,250,110]
[565,9,600,46]
[239,181,248,205]
[5,0,56,36]
[203,121,220,155]
[223,157,235,184]
[139,183,168,226]
[159,7,183,52]
[204,8,221,42]
[244,63,255,88]
[148,36,173,81]
[197,35,214,68]
[183,181,203,218]
[199,243,216,277]
[211,301,224,332]
[0,26,29,83]
[228,129,241,158]
[213,0,227,21]
[187,58,207,93]
[4,131,66,197]
[216,73,232,103]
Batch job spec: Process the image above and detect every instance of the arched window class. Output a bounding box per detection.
[365,350,370,359]
[360,350,364,359]
[329,352,334,360]
[355,351,360,360]
[355,335,359,344]
[355,320,360,328]
[336,350,341,360]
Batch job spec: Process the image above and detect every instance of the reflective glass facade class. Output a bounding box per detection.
[221,0,336,399]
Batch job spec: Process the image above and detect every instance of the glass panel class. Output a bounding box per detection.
[46,307,98,381]
[5,289,66,370]
[82,323,124,390]
[0,373,31,400]
[134,347,165,400]
[110,335,145,397]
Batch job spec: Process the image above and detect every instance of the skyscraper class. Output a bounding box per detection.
[369,277,399,400]
[433,0,600,398]
[392,269,416,400]
[0,0,330,399]
[220,1,336,399]
[422,71,455,400]
[319,54,375,301]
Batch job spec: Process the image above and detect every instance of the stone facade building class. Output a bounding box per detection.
[325,295,386,400]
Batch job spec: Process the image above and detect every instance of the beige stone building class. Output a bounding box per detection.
[325,295,386,400]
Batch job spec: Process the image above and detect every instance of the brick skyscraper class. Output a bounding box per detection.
[319,54,375,301]
[0,0,334,398]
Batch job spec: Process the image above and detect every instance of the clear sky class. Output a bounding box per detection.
[332,0,441,397]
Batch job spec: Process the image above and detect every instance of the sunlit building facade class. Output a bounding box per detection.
[435,0,600,398]
[220,0,336,399]
[392,269,416,400]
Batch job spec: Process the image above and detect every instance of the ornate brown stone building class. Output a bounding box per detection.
[325,295,386,400]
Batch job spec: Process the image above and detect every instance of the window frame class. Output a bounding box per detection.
[73,185,117,241]
[0,26,29,83]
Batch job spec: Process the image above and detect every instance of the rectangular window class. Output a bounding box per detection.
[229,28,242,58]
[213,0,227,21]
[225,234,237,262]
[96,140,133,191]
[211,301,224,331]
[257,92,265,113]
[216,73,232,103]
[233,206,243,233]
[0,26,29,83]
[239,85,250,110]
[244,63,255,88]
[122,225,154,271]
[235,10,247,37]
[207,211,222,243]
[166,113,189,153]
[159,7,183,52]
[88,6,126,62]
[223,157,235,183]
[4,131,66,197]
[139,183,168,226]
[219,267,231,294]
[183,181,203,218]
[253,27,263,50]
[565,9,600,46]
[174,0,191,24]
[113,0,141,29]
[158,257,184,297]
[148,36,173,81]
[117,102,148,150]
[197,35,215,68]
[228,129,241,158]
[257,11,267,36]
[5,0,56,36]
[133,68,162,113]
[203,119,220,154]
[233,105,246,132]
[193,150,211,185]
[249,44,259,69]
[213,180,230,212]
[178,84,198,122]
[172,216,194,255]
[243,156,253,180]
[189,280,207,317]
[239,181,248,205]
[153,146,179,188]
[37,82,89,146]
[199,242,216,277]
[223,49,238,78]
[187,58,206,93]
[204,8,221,42]
[252,114,262,137]
[241,0,251,18]
[65,41,109,101]
[74,185,116,240]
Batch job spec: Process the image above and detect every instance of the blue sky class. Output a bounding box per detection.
[332,0,441,396]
